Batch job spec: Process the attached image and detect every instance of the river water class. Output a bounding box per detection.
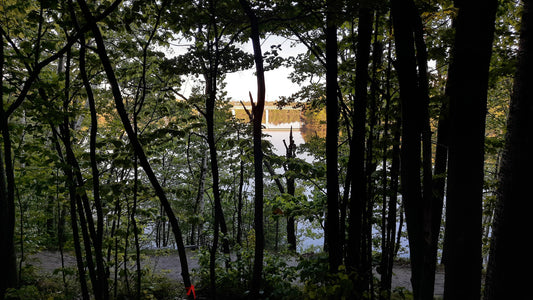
[143,123,407,256]
[264,126,409,256]
[264,127,324,253]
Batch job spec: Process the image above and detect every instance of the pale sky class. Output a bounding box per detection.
[225,35,307,103]
[170,35,307,103]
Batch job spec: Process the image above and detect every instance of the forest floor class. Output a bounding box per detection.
[26,250,444,297]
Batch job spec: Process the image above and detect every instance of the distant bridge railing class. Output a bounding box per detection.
[231,103,302,130]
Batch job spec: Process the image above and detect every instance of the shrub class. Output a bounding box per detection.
[194,245,302,299]
[296,253,356,299]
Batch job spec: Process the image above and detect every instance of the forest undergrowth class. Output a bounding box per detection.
[13,248,444,300]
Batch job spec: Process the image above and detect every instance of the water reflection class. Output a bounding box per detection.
[264,129,313,162]
[264,128,324,253]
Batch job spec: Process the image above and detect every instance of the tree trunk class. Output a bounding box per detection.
[484,1,533,299]
[0,33,18,300]
[347,6,373,295]
[285,128,297,252]
[239,1,266,297]
[265,130,298,252]
[75,1,193,296]
[191,152,207,246]
[380,117,402,300]
[364,17,382,298]
[80,34,109,300]
[237,133,244,246]
[59,47,105,298]
[325,0,342,274]
[391,1,425,298]
[49,124,90,300]
[205,79,231,255]
[379,43,396,299]
[64,45,107,300]
[431,75,450,265]
[206,93,225,295]
[392,0,449,298]
[412,7,442,300]
[443,0,497,299]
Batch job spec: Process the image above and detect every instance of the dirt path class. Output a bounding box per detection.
[26,251,443,297]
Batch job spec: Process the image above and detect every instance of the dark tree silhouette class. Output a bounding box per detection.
[346,4,373,294]
[391,0,449,297]
[391,1,434,298]
[485,0,533,299]
[325,0,342,273]
[285,129,297,252]
[444,0,498,299]
[0,32,17,300]
[239,0,266,297]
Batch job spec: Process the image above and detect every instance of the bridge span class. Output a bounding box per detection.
[231,102,302,130]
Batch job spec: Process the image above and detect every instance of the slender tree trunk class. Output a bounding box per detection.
[49,88,103,298]
[206,91,221,296]
[75,1,193,296]
[237,142,244,247]
[347,6,373,295]
[80,34,109,300]
[43,44,101,298]
[132,145,142,299]
[56,169,68,289]
[264,137,298,252]
[59,48,102,299]
[129,5,168,294]
[431,78,449,267]
[380,120,402,300]
[325,0,342,274]
[205,79,231,255]
[379,34,401,298]
[112,197,122,299]
[192,152,207,246]
[68,181,91,300]
[392,0,446,298]
[50,126,90,300]
[340,153,350,260]
[484,1,533,299]
[411,8,442,300]
[0,33,18,300]
[285,128,297,252]
[443,0,497,299]
[239,1,266,296]
[379,63,394,300]
[202,9,231,283]
[391,1,426,298]
[123,199,132,295]
[156,206,161,247]
[364,19,382,299]
[72,183,99,299]
[195,5,233,292]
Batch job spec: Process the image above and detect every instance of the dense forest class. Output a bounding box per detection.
[0,0,531,299]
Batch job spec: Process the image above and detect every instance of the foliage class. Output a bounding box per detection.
[4,264,79,300]
[297,253,355,299]
[194,243,302,299]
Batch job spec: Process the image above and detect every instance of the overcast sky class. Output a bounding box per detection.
[170,35,307,103]
[224,34,306,103]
